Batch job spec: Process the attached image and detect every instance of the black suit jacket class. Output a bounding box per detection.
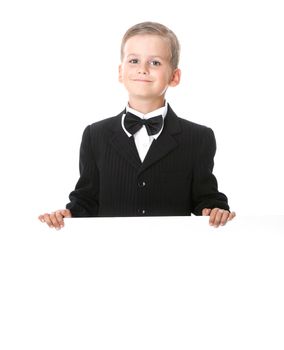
[66,105,229,217]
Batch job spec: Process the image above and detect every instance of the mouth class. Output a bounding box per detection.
[132,79,152,83]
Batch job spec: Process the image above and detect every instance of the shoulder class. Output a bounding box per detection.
[89,113,123,132]
[82,111,124,137]
[178,117,213,133]
[167,104,214,137]
[179,118,216,152]
[167,106,216,152]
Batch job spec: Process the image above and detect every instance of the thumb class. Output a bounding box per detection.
[61,209,72,218]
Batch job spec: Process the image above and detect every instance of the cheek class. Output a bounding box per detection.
[119,67,128,81]
[157,71,171,84]
[121,65,132,76]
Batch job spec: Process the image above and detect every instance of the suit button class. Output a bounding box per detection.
[138,181,146,187]
[138,209,146,215]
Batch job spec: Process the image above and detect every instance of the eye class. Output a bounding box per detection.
[129,58,139,64]
[150,60,161,66]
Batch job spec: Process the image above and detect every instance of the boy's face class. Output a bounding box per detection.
[119,35,180,105]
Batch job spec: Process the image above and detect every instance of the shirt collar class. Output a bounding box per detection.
[122,101,168,139]
[126,101,168,120]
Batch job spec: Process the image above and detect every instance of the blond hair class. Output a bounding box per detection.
[120,21,180,69]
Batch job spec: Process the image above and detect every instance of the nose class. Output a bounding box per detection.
[137,62,148,75]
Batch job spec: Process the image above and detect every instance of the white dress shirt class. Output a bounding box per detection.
[121,102,168,162]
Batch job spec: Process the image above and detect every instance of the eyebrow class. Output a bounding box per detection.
[126,54,165,60]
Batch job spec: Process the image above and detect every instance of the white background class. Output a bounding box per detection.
[1,2,284,349]
[1,0,283,218]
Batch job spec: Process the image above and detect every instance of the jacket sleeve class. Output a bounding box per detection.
[66,125,99,217]
[191,127,229,215]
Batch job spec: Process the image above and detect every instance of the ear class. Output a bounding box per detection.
[118,64,123,83]
[169,68,181,87]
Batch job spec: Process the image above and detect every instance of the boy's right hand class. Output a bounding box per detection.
[38,209,72,230]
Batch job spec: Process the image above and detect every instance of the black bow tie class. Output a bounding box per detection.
[124,112,163,136]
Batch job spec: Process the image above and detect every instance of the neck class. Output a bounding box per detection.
[128,96,165,114]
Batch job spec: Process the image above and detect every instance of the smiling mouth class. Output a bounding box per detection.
[133,79,152,83]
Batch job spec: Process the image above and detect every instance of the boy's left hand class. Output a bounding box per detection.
[202,208,236,227]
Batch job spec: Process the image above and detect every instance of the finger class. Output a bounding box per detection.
[212,209,225,227]
[202,208,211,216]
[220,211,230,226]
[49,212,61,230]
[228,211,236,221]
[38,215,45,223]
[55,211,65,228]
[43,213,55,228]
[209,208,219,226]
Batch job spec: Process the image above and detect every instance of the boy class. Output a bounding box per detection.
[39,21,235,229]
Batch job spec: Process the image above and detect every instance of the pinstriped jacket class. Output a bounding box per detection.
[66,105,229,217]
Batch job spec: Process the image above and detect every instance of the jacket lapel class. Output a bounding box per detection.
[109,105,182,173]
[109,112,142,170]
[138,105,182,175]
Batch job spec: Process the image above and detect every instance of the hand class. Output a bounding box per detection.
[202,208,236,228]
[38,209,72,230]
